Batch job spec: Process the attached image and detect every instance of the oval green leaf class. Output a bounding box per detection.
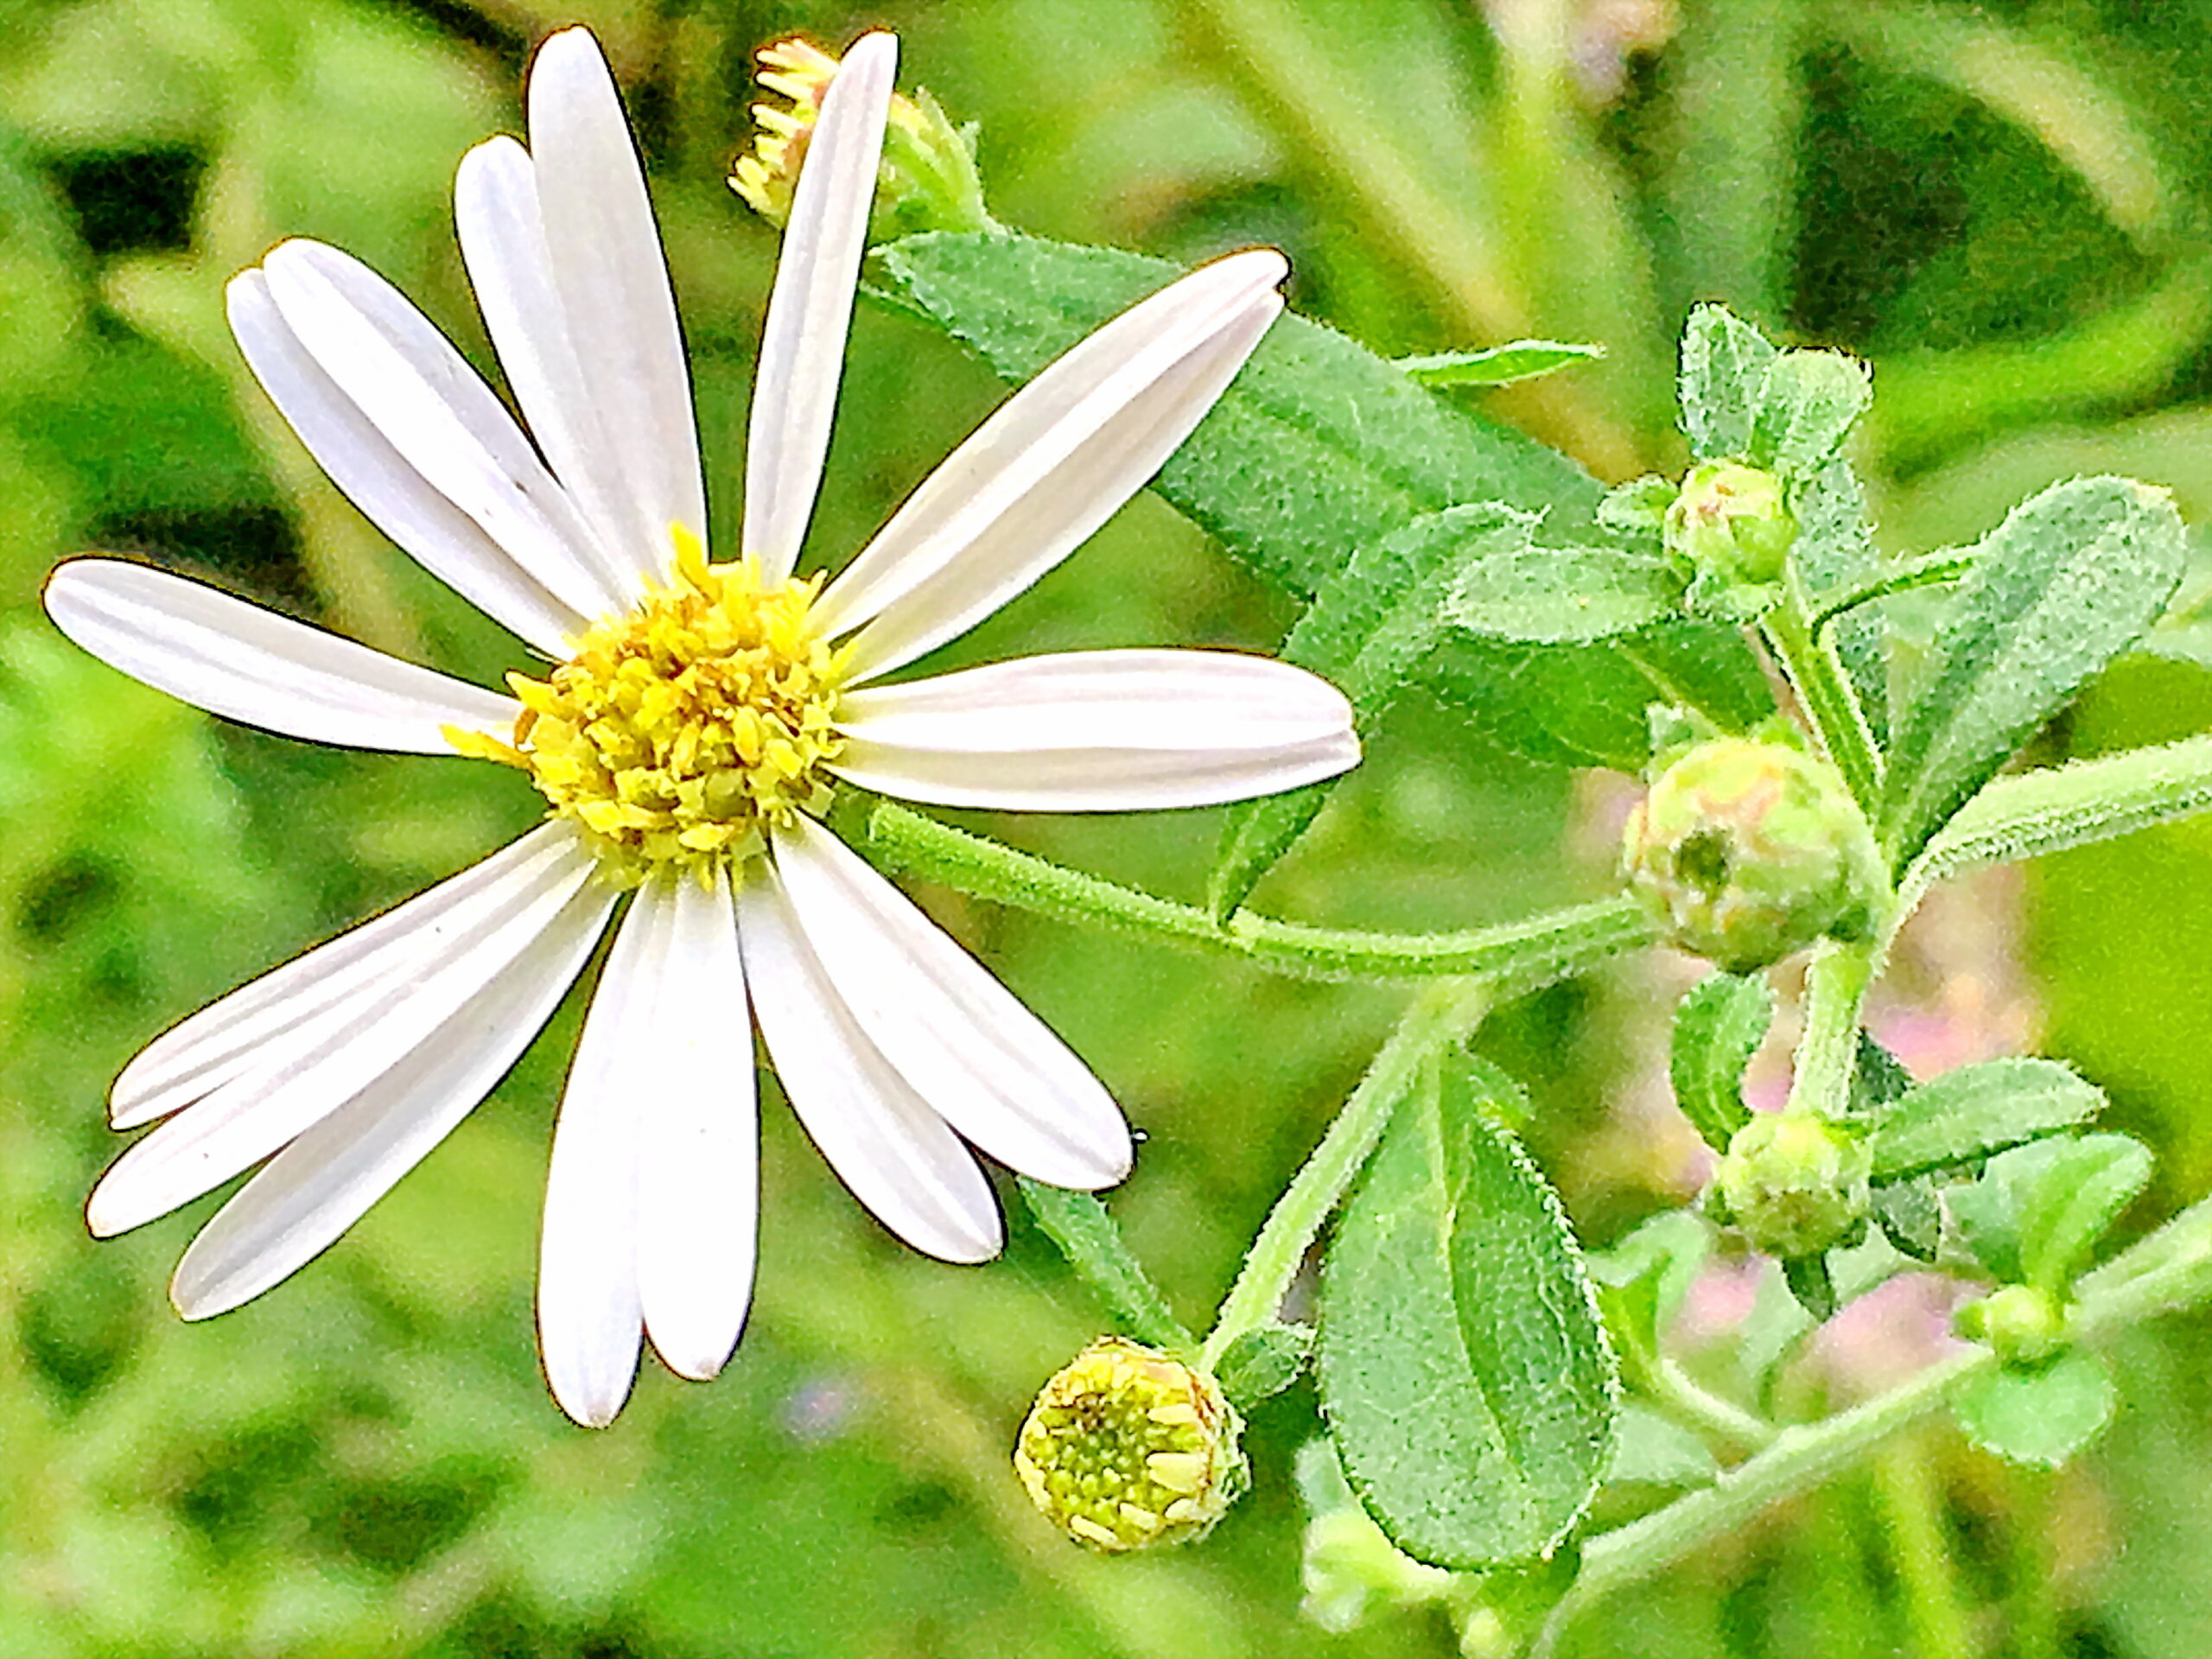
[1319,1059,1616,1568]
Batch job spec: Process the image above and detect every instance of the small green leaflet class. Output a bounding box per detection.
[1319,1058,1616,1569]
[1878,475,2189,873]
[1950,1134,2152,1292]
[1448,541,1685,645]
[1668,973,1773,1152]
[1954,1348,2117,1469]
[1867,1058,2105,1183]
[1397,340,1605,388]
[1214,1323,1315,1409]
[1679,305,1778,463]
[1746,351,1872,475]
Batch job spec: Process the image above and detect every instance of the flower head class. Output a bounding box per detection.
[1014,1338,1246,1550]
[732,35,987,236]
[43,29,1356,1426]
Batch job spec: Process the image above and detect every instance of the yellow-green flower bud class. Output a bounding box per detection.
[730,35,990,237]
[1622,737,1883,972]
[1665,461,1795,585]
[1957,1283,2069,1366]
[1713,1113,1872,1259]
[1014,1338,1247,1552]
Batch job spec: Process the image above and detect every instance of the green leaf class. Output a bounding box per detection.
[1015,1180,1195,1350]
[1608,1403,1720,1487]
[1872,1178,1943,1262]
[1397,340,1605,388]
[878,232,1599,599]
[1599,474,1676,536]
[1852,1033,1916,1117]
[1950,1134,2153,1292]
[1878,476,2190,871]
[1588,1211,1711,1373]
[1448,540,1686,645]
[1669,974,1773,1152]
[1781,1253,1839,1321]
[1319,1058,1616,1568]
[1867,1058,2105,1183]
[1954,1348,2117,1469]
[1748,350,1872,475]
[1215,1323,1315,1409]
[1680,304,1781,462]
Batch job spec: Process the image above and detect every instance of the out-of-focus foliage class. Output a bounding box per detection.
[0,0,2207,1653]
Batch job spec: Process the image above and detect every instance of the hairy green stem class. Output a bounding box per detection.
[1541,1192,2212,1644]
[865,804,1652,987]
[1761,578,1885,815]
[1652,1357,1777,1453]
[1783,936,1877,1121]
[1199,983,1491,1370]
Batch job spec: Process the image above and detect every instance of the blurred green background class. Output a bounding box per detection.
[0,0,2209,1652]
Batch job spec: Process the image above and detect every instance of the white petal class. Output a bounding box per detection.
[87,830,598,1237]
[639,867,756,1380]
[169,880,612,1321]
[538,882,663,1427]
[737,860,1001,1263]
[815,249,1287,679]
[526,29,705,570]
[111,823,576,1131]
[455,136,658,600]
[770,817,1128,1188]
[227,270,588,656]
[45,559,521,760]
[741,32,897,582]
[258,242,622,622]
[832,648,1360,810]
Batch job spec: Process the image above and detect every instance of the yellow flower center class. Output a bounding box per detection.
[449,531,849,885]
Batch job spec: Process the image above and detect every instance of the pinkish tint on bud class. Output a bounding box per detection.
[1665,460,1795,586]
[1623,737,1884,972]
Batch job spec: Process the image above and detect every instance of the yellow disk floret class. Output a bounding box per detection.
[448,532,849,886]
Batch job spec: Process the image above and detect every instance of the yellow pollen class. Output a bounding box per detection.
[446,530,849,886]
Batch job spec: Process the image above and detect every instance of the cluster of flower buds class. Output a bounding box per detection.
[731,36,991,237]
[1622,736,1883,973]
[1014,1338,1247,1551]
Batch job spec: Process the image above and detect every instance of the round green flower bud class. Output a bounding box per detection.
[1956,1284,2069,1366]
[1665,461,1796,585]
[1014,1338,1248,1552]
[1713,1113,1872,1259]
[1622,738,1883,972]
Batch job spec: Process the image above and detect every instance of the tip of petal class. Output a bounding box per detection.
[655,1338,741,1384]
[1211,245,1290,294]
[841,30,900,73]
[554,1386,630,1429]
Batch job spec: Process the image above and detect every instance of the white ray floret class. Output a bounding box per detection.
[43,24,1359,1427]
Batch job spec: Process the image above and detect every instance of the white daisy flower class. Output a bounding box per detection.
[42,29,1357,1427]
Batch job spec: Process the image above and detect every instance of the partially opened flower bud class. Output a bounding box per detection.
[1014,1338,1247,1551]
[1665,460,1795,585]
[731,35,989,235]
[1623,737,1883,972]
[1713,1112,1872,1259]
